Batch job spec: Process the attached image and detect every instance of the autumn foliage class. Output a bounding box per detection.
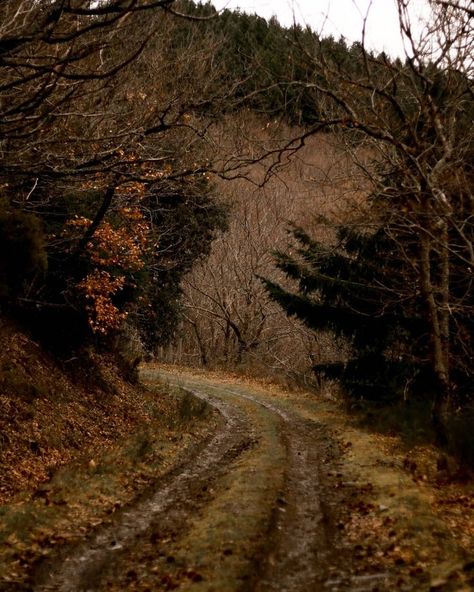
[64,209,149,333]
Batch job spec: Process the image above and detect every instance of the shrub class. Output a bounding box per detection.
[0,211,47,302]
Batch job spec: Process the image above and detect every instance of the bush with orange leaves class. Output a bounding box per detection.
[77,271,127,334]
[64,209,150,334]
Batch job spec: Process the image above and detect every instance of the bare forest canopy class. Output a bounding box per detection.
[0,1,473,455]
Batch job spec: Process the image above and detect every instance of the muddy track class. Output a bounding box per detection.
[32,369,352,592]
[33,389,254,591]
[199,382,346,592]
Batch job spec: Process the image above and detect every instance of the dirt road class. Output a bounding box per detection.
[31,368,472,592]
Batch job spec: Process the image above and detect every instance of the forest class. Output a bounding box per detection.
[0,1,473,589]
[2,0,471,456]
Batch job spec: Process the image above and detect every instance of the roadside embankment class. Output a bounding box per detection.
[0,322,218,590]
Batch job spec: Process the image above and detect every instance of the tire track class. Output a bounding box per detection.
[35,370,347,592]
[33,389,256,592]
[175,379,341,592]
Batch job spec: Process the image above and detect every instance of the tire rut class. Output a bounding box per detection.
[200,383,343,592]
[33,390,256,592]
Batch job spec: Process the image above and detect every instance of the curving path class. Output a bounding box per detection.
[33,368,357,592]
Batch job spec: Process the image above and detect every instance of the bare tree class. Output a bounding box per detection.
[238,0,473,435]
[165,124,361,385]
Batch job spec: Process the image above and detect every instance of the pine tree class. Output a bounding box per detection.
[262,219,431,402]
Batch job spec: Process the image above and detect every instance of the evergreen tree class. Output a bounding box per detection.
[262,218,433,402]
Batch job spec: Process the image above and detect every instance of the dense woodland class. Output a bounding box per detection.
[0,1,473,461]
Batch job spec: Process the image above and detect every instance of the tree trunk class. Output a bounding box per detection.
[419,232,450,446]
[76,184,116,255]
[192,321,208,367]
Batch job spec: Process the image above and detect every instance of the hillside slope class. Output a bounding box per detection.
[0,321,217,588]
[0,320,159,503]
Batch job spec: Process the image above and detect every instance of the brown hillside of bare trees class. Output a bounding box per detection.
[162,120,368,386]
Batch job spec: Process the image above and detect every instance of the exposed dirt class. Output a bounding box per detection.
[120,368,472,592]
[1,363,473,592]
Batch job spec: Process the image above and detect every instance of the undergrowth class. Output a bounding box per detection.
[349,398,474,472]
